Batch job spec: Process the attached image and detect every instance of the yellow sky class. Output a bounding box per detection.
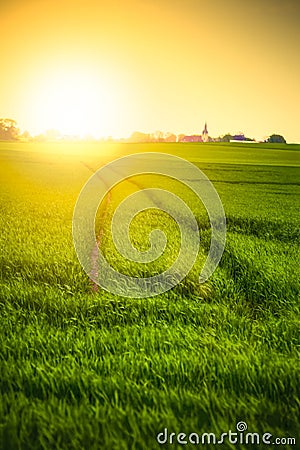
[1,0,300,141]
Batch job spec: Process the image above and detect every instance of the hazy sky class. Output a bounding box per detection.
[1,0,300,141]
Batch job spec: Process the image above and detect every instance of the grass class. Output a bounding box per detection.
[0,141,299,449]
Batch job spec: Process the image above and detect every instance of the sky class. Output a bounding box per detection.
[1,0,300,142]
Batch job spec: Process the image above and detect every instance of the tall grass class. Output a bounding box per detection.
[0,142,299,449]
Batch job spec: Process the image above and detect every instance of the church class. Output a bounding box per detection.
[202,122,209,142]
[179,121,210,143]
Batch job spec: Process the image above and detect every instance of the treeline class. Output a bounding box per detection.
[127,131,177,142]
[126,131,286,143]
[219,133,286,144]
[0,118,287,144]
[0,119,20,141]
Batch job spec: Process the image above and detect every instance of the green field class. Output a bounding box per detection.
[0,142,299,449]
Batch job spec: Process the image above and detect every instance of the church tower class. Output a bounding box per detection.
[202,122,209,142]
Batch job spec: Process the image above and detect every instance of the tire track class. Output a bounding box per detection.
[80,161,112,293]
[80,160,177,293]
[80,160,204,293]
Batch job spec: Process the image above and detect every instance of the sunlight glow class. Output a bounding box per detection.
[31,69,119,138]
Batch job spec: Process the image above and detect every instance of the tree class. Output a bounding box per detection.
[153,130,165,142]
[267,134,286,144]
[45,129,61,141]
[164,132,177,142]
[220,133,234,142]
[0,118,20,140]
[20,130,32,142]
[128,131,151,143]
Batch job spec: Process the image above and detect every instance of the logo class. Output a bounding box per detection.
[72,152,226,297]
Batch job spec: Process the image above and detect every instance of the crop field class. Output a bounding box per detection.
[0,141,299,449]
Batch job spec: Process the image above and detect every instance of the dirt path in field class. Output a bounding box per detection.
[80,160,203,294]
[80,160,170,293]
[80,161,112,292]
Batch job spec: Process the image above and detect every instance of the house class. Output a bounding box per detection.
[180,135,203,142]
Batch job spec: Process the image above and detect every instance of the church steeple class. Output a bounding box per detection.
[202,121,208,142]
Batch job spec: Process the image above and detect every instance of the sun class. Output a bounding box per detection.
[31,68,118,138]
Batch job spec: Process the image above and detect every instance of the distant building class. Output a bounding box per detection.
[229,139,258,143]
[229,132,256,143]
[178,121,210,143]
[180,135,202,142]
[202,122,209,142]
[232,133,246,141]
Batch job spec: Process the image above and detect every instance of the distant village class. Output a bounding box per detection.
[0,118,287,143]
[126,122,286,144]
